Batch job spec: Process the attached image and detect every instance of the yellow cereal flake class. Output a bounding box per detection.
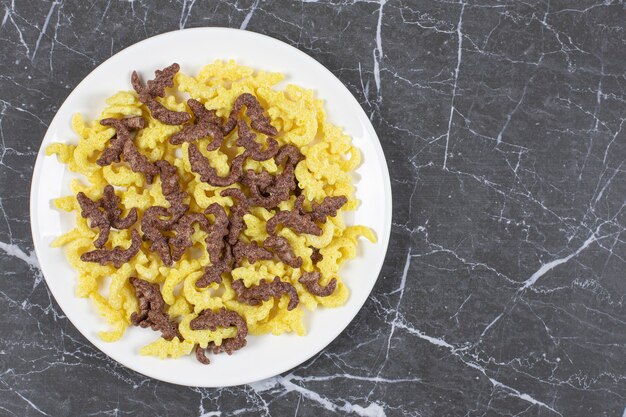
[46,143,75,164]
[136,117,181,150]
[148,177,169,207]
[121,284,139,321]
[304,219,336,249]
[231,260,287,287]
[318,237,357,278]
[108,263,134,310]
[295,161,327,202]
[74,272,98,297]
[53,195,78,212]
[330,181,358,210]
[343,225,377,244]
[183,271,226,313]
[242,211,270,242]
[106,91,139,106]
[322,122,351,154]
[71,113,92,138]
[101,91,143,118]
[304,142,350,185]
[51,228,84,248]
[176,72,217,101]
[120,186,154,212]
[257,87,318,147]
[162,259,201,305]
[90,292,128,342]
[225,298,275,327]
[197,60,254,84]
[140,337,195,359]
[249,297,306,336]
[244,157,278,174]
[134,259,162,283]
[103,164,145,188]
[340,146,362,172]
[168,296,192,318]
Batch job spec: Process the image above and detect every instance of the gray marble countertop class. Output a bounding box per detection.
[1,1,625,416]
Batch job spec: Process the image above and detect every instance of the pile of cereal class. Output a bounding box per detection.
[47,61,375,364]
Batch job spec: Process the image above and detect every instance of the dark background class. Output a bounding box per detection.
[1,1,625,416]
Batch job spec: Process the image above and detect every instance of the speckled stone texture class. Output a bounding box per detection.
[1,1,625,416]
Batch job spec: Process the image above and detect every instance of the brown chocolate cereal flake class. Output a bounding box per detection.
[76,192,111,248]
[219,188,250,245]
[141,206,175,266]
[138,160,190,265]
[119,115,146,130]
[243,169,291,209]
[80,229,141,268]
[170,99,224,151]
[263,145,303,198]
[274,144,304,167]
[196,263,224,288]
[266,200,322,237]
[264,235,303,268]
[310,247,323,264]
[231,276,299,310]
[235,119,279,161]
[308,195,348,223]
[223,93,277,137]
[232,241,273,266]
[131,63,191,125]
[298,271,337,297]
[195,344,211,364]
[97,116,146,166]
[242,144,303,209]
[98,116,157,183]
[129,277,181,340]
[155,160,189,218]
[265,195,346,237]
[241,169,273,190]
[122,139,159,183]
[196,244,233,288]
[268,164,298,196]
[144,64,179,97]
[204,203,230,263]
[102,185,138,230]
[169,212,210,262]
[77,186,138,248]
[141,94,190,125]
[190,307,248,357]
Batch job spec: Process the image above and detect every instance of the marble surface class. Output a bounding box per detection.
[1,0,625,415]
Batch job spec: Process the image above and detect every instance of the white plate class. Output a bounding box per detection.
[30,28,392,387]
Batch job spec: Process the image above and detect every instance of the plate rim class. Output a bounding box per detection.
[29,27,392,387]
